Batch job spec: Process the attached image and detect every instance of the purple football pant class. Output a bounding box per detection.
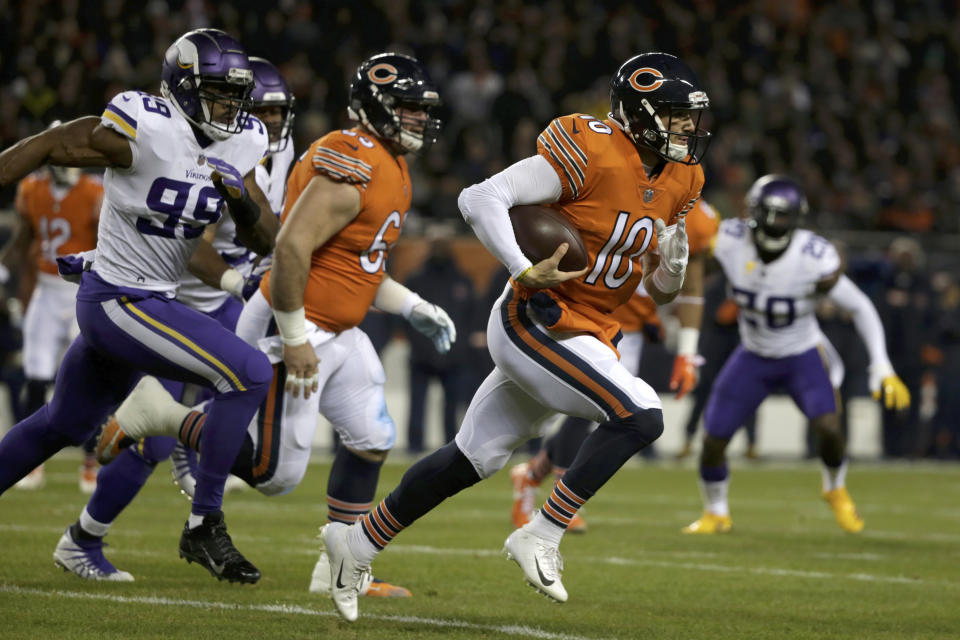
[86,296,245,525]
[704,345,836,440]
[0,272,270,515]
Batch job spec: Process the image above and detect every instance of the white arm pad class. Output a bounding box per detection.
[373,275,423,318]
[827,274,893,374]
[457,154,563,279]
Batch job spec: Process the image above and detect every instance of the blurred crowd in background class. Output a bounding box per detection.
[0,0,958,458]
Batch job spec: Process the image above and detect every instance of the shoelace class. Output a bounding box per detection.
[208,520,245,564]
[536,542,564,577]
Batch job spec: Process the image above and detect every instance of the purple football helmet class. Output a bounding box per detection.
[349,53,442,153]
[745,175,809,253]
[249,57,295,153]
[160,29,254,141]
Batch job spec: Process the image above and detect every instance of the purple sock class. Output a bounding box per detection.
[86,448,158,525]
[192,388,268,515]
[0,407,76,493]
[700,464,729,483]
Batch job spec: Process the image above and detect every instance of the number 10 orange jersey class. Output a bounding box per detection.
[260,128,412,333]
[518,113,705,351]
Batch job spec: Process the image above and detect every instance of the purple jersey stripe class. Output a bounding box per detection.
[105,103,138,130]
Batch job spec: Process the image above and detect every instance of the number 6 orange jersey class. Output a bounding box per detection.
[519,113,705,351]
[261,127,412,333]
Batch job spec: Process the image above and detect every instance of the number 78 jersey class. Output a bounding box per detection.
[713,218,841,358]
[527,113,704,351]
[260,127,411,333]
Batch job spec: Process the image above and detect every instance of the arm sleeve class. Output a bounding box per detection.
[457,154,563,279]
[826,274,893,373]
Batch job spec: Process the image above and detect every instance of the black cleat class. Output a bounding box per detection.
[178,511,261,584]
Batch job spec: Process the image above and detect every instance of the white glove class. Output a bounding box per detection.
[655,217,689,275]
[409,301,457,354]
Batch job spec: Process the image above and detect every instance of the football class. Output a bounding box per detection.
[509,204,589,272]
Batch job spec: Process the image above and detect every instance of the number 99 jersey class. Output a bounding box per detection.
[95,90,268,293]
[260,127,411,333]
[713,218,840,358]
[527,113,704,352]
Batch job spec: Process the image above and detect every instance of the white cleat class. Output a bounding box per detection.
[115,376,190,440]
[309,549,372,595]
[15,465,45,490]
[320,523,370,622]
[53,528,134,582]
[503,528,567,603]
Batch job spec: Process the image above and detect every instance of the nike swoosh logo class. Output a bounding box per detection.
[535,557,554,586]
[344,143,359,151]
[336,561,346,589]
[122,96,131,102]
[571,121,579,134]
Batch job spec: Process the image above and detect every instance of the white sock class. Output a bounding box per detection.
[346,523,380,565]
[700,479,730,517]
[524,511,564,546]
[187,513,205,529]
[79,507,112,537]
[821,459,848,492]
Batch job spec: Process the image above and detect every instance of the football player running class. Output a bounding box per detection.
[682,175,910,535]
[0,29,279,584]
[2,148,102,492]
[313,52,710,621]
[510,198,719,530]
[51,56,296,583]
[94,53,454,599]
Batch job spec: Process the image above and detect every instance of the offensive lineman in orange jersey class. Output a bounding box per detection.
[509,198,719,529]
[247,53,454,600]
[320,52,712,621]
[2,156,101,492]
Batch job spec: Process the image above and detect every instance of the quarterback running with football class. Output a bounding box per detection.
[682,175,910,535]
[95,53,455,598]
[0,29,278,584]
[315,52,711,621]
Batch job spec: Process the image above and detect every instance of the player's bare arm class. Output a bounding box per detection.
[209,167,278,257]
[0,117,131,186]
[271,174,361,398]
[186,225,231,290]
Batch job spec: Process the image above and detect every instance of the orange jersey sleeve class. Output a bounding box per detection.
[16,173,101,275]
[520,114,705,352]
[686,198,719,256]
[262,128,412,333]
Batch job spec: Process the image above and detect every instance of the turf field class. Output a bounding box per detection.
[1,455,958,640]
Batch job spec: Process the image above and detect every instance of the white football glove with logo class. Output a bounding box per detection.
[652,217,689,293]
[408,301,457,354]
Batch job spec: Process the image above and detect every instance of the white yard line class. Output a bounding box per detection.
[0,584,607,640]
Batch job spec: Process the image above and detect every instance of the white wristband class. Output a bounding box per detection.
[273,307,308,346]
[219,268,244,299]
[651,264,685,294]
[677,327,700,357]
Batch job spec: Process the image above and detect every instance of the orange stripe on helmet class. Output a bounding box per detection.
[367,63,398,85]
[629,67,664,92]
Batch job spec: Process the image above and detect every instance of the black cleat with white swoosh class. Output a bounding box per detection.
[179,511,261,584]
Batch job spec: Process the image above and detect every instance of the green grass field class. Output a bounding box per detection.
[1,455,958,640]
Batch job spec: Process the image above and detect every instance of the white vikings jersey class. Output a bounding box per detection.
[176,139,291,312]
[255,139,295,216]
[714,219,840,358]
[96,90,268,294]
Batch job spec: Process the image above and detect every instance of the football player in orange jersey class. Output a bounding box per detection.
[508,198,719,530]
[2,148,101,492]
[96,53,455,598]
[320,52,711,620]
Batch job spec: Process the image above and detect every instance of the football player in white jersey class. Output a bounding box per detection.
[48,56,297,583]
[682,175,910,535]
[0,29,279,584]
